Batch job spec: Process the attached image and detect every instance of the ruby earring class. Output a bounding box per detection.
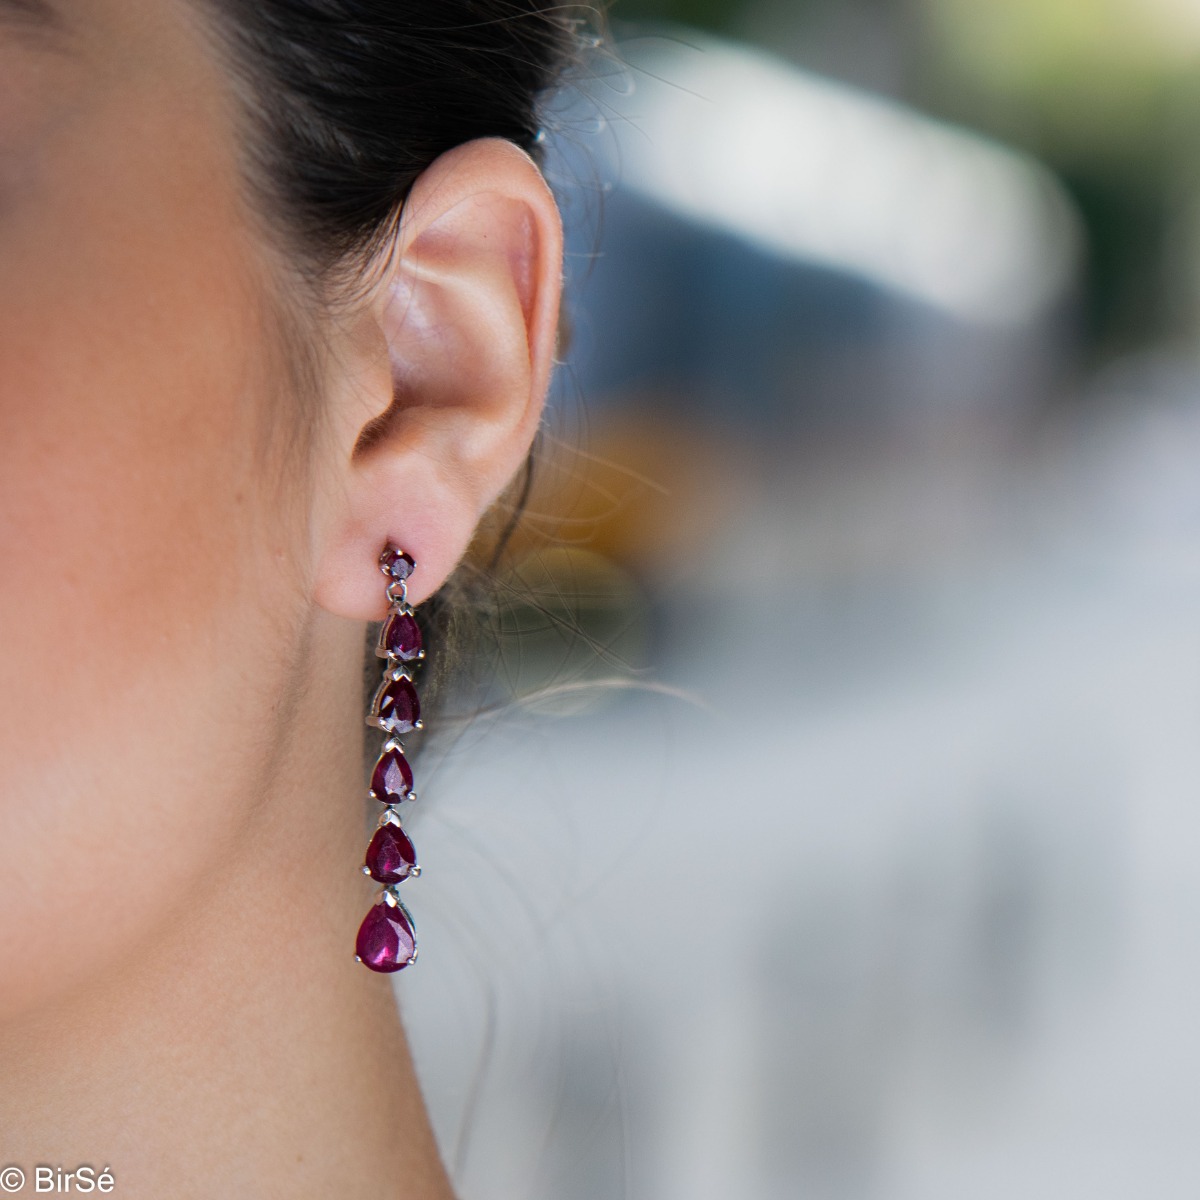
[355,545,424,973]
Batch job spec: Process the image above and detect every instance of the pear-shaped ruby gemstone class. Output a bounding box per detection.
[370,746,413,802]
[382,611,422,661]
[356,900,416,972]
[365,823,418,883]
[374,677,419,734]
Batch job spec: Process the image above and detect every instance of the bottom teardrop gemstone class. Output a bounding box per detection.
[356,899,417,972]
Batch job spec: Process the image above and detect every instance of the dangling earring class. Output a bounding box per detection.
[355,545,424,973]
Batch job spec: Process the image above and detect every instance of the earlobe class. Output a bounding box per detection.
[311,138,563,619]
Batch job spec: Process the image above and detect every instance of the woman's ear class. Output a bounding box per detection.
[311,136,563,616]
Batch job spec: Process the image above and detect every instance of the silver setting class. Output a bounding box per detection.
[368,768,413,804]
[378,644,427,664]
[369,788,415,805]
[381,887,418,942]
[367,676,390,728]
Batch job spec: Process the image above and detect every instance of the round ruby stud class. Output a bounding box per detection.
[379,547,415,581]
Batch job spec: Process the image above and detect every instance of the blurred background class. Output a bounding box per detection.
[402,2,1200,1197]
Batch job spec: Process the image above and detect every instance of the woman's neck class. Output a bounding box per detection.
[0,615,453,1199]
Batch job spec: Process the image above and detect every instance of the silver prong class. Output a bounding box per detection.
[406,790,417,802]
[354,955,363,963]
[361,865,371,876]
[414,719,424,731]
[409,865,422,878]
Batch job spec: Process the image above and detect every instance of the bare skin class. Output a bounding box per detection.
[0,0,563,1196]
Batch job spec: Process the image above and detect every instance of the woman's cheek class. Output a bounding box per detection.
[0,23,308,1015]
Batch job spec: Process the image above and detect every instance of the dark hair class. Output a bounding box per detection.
[205,0,585,284]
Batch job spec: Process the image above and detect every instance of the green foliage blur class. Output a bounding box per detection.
[609,0,1200,358]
